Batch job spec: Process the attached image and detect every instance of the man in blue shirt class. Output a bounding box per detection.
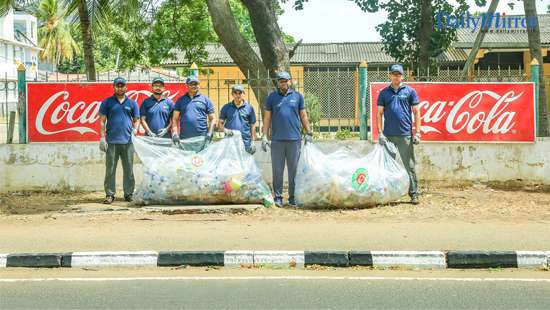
[99,77,140,204]
[262,71,313,207]
[140,77,174,138]
[219,84,257,154]
[171,76,216,151]
[376,64,421,205]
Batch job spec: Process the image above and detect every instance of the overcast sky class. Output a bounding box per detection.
[278,0,549,43]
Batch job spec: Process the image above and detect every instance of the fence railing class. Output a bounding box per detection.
[3,64,547,144]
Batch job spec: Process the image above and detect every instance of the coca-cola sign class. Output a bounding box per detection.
[370,82,535,142]
[27,82,187,142]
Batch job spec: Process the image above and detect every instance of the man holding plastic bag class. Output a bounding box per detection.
[219,85,257,154]
[376,64,421,205]
[262,71,313,207]
[140,77,174,138]
[171,76,217,152]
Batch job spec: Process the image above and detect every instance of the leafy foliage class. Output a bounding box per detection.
[37,0,80,65]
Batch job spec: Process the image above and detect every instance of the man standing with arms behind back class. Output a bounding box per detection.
[376,64,421,205]
[99,77,140,204]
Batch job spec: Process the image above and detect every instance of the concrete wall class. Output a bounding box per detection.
[1,139,549,193]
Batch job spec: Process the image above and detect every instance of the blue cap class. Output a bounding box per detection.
[231,84,245,93]
[390,64,404,75]
[186,76,200,84]
[276,71,291,81]
[113,77,126,85]
[152,77,164,85]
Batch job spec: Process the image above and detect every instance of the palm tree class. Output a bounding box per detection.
[37,0,80,69]
[0,0,145,81]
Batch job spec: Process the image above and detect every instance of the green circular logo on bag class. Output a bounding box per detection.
[352,168,369,192]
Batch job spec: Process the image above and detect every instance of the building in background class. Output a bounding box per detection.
[0,9,40,119]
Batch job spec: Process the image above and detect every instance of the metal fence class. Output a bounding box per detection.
[0,73,20,144]
[2,65,545,144]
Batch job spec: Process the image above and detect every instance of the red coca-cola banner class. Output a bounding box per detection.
[370,82,535,142]
[27,82,187,142]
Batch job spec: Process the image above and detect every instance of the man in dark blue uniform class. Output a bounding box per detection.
[140,77,174,138]
[171,76,216,151]
[219,84,257,154]
[376,64,422,205]
[262,71,313,207]
[99,77,140,204]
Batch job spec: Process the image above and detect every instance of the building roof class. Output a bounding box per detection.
[162,14,549,67]
[37,66,181,82]
[453,14,550,48]
[162,42,467,67]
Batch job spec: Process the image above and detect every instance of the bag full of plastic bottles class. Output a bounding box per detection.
[132,131,274,206]
[295,142,409,208]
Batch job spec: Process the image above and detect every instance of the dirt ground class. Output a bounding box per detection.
[1,181,549,223]
[0,181,549,252]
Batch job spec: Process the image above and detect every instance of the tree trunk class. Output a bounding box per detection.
[461,0,499,80]
[416,0,433,79]
[524,0,549,136]
[241,0,290,77]
[206,0,270,116]
[77,0,96,81]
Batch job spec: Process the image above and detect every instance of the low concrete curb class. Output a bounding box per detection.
[1,250,548,269]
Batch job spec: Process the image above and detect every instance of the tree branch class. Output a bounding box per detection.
[288,39,303,60]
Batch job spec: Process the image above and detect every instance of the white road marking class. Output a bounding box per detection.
[0,276,549,283]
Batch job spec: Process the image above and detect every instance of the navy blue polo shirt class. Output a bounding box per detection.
[377,84,419,136]
[174,92,215,139]
[99,95,139,144]
[140,96,174,137]
[220,100,257,148]
[265,88,305,141]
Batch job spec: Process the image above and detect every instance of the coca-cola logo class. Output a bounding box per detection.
[419,90,521,135]
[35,89,180,136]
[369,82,535,142]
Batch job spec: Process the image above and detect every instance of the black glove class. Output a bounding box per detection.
[172,133,180,145]
[378,133,388,145]
[246,144,256,155]
[224,129,234,137]
[412,133,421,145]
[304,131,313,145]
[261,137,270,152]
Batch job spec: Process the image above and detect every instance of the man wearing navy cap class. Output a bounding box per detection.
[171,76,216,151]
[262,71,313,207]
[219,84,257,154]
[99,77,140,204]
[140,77,174,138]
[376,64,421,205]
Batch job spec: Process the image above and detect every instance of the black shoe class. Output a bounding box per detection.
[103,195,115,204]
[411,195,419,205]
[288,199,297,207]
[124,194,133,202]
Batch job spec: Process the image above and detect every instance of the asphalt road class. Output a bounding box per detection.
[1,271,550,309]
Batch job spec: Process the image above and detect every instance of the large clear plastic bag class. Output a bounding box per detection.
[132,131,274,206]
[295,142,409,208]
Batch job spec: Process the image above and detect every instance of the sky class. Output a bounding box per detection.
[278,0,550,43]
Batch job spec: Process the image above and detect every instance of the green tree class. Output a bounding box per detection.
[36,0,80,68]
[148,0,294,67]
